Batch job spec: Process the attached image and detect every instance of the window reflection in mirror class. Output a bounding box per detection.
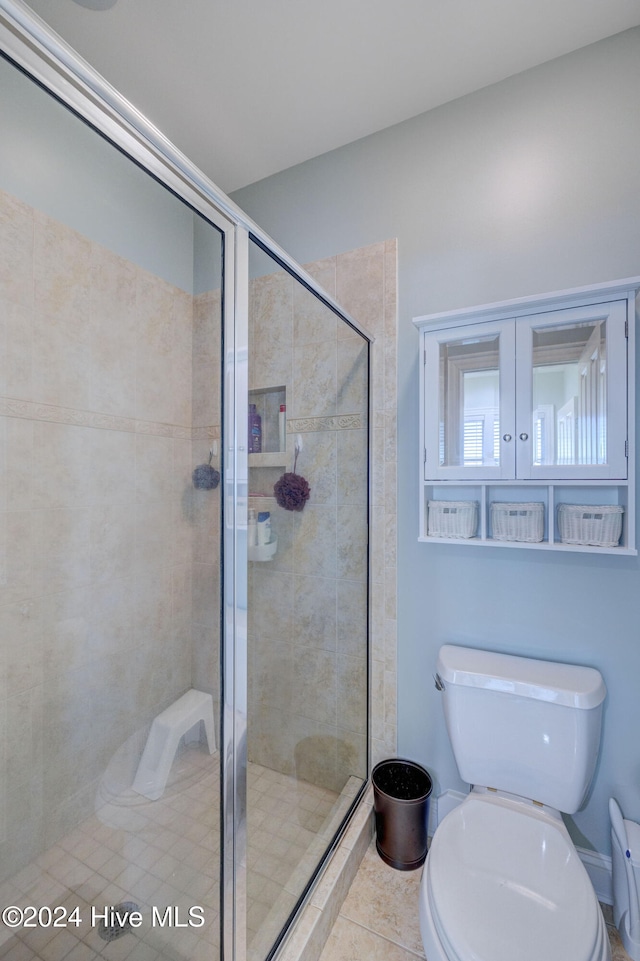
[532,321,607,467]
[439,335,500,468]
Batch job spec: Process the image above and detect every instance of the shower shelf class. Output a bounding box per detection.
[249,452,288,468]
[248,535,278,562]
[249,384,286,455]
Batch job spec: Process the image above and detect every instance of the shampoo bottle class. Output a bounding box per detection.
[257,511,271,546]
[247,508,257,547]
[248,404,262,453]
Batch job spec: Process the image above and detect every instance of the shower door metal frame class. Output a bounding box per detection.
[0,8,245,958]
[0,4,374,960]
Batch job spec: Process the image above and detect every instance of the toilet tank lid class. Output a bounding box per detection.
[437,645,606,709]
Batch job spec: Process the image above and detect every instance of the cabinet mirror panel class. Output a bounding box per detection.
[531,320,606,468]
[439,334,501,469]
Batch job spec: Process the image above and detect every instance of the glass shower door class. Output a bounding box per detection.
[245,239,370,961]
[0,49,225,961]
[1,7,373,960]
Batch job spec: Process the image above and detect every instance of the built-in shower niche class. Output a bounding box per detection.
[249,385,286,459]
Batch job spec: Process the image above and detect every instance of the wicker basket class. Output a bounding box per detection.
[490,502,544,543]
[557,504,623,547]
[427,500,478,539]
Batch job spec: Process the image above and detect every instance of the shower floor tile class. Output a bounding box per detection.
[0,745,346,961]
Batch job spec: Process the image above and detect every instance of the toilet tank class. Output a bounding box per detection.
[437,645,606,814]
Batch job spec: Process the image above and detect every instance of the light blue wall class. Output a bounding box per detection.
[0,53,204,292]
[233,27,640,857]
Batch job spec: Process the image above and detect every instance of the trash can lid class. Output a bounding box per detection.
[372,759,432,800]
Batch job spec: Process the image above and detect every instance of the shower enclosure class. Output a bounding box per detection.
[0,4,370,960]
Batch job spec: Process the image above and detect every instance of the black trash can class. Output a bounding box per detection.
[372,758,432,871]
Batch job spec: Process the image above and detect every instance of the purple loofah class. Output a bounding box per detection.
[274,471,310,511]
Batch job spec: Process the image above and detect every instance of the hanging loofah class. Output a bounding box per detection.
[192,449,220,490]
[274,440,310,511]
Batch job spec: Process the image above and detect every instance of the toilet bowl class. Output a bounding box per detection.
[420,790,609,961]
[421,645,609,961]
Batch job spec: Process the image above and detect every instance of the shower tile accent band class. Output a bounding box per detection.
[287,413,366,434]
[0,396,221,441]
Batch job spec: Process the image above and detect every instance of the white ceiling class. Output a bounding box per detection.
[19,0,640,193]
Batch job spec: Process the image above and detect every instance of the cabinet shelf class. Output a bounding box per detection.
[417,534,636,556]
[414,278,640,555]
[422,482,635,554]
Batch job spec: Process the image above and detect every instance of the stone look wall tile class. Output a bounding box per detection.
[337,505,368,582]
[1,298,34,403]
[369,519,385,587]
[292,649,338,725]
[385,513,397,569]
[249,271,293,390]
[384,565,398,621]
[303,256,337,300]
[385,618,398,675]
[337,429,368,506]
[371,659,386,743]
[171,287,194,427]
[335,244,385,339]
[297,431,337,506]
[33,210,92,325]
[336,338,368,416]
[293,339,337,420]
[1,600,43,697]
[371,428,385,508]
[384,461,397,515]
[384,337,398,415]
[0,187,224,877]
[246,241,396,811]
[0,191,34,309]
[248,568,294,641]
[336,654,367,736]
[294,279,338,346]
[89,245,137,418]
[294,574,338,652]
[1,194,396,956]
[336,579,367,659]
[135,269,180,425]
[293,505,338,578]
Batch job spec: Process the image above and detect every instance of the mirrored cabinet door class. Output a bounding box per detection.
[515,300,628,480]
[423,320,516,480]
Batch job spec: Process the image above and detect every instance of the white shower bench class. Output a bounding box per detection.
[132,689,215,801]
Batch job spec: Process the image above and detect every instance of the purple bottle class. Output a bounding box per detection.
[248,404,262,453]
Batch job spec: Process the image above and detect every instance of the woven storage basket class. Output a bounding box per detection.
[490,502,544,543]
[427,500,478,539]
[557,504,623,547]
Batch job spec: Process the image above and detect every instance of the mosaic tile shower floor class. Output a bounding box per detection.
[0,745,346,961]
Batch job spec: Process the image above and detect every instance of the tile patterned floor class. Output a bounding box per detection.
[319,840,634,961]
[0,744,346,961]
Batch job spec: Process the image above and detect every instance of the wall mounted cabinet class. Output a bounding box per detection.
[414,278,640,553]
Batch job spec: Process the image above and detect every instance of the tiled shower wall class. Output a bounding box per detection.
[0,183,396,883]
[247,241,398,787]
[191,288,222,702]
[0,186,218,881]
[308,242,398,769]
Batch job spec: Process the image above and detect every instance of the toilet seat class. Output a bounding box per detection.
[422,792,608,961]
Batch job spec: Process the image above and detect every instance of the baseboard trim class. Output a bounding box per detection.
[577,845,613,905]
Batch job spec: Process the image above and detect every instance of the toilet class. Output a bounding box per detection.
[420,644,610,961]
